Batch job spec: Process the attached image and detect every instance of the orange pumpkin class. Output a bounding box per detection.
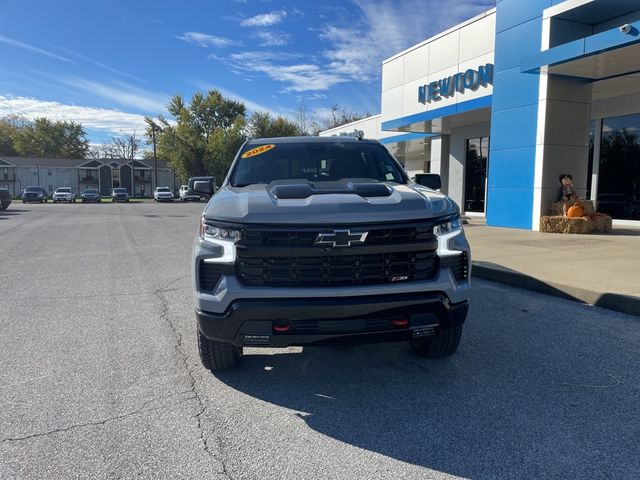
[567,204,583,218]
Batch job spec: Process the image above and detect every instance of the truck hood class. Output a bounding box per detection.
[203,181,458,225]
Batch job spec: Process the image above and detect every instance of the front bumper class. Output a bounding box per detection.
[197,293,468,347]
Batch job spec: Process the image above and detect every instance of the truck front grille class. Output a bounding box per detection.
[236,221,440,288]
[237,250,438,288]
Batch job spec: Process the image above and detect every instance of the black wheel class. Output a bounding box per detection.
[410,324,463,358]
[197,330,242,371]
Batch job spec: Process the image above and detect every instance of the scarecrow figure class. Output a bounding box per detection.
[559,174,578,216]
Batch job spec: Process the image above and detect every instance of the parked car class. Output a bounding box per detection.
[111,188,130,202]
[154,186,174,202]
[191,136,470,371]
[0,188,11,210]
[81,189,101,203]
[179,184,201,202]
[22,185,48,203]
[53,187,76,203]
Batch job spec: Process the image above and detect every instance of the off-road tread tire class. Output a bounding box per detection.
[410,324,463,358]
[198,330,242,371]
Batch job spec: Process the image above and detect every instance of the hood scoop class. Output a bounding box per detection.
[269,180,392,199]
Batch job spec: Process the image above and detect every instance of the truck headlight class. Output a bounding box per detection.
[434,214,463,257]
[434,214,461,236]
[199,218,241,263]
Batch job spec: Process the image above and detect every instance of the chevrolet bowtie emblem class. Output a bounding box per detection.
[315,229,368,247]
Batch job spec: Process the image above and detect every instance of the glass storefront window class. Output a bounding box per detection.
[598,113,640,220]
[465,136,489,213]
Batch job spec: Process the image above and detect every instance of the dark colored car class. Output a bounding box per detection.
[22,186,48,203]
[0,188,11,210]
[81,189,101,203]
[111,188,130,203]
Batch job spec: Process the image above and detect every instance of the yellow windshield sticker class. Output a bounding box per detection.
[241,144,275,158]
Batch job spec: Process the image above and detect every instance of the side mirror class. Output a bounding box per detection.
[188,176,216,196]
[415,173,441,190]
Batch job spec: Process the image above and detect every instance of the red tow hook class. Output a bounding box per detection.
[273,322,291,333]
[391,318,409,327]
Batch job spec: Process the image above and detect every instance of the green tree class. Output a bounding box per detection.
[147,90,247,181]
[247,111,301,139]
[12,118,89,158]
[0,116,23,156]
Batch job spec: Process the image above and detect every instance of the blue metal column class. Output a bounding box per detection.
[486,0,553,229]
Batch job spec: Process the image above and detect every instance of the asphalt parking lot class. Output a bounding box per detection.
[1,203,639,479]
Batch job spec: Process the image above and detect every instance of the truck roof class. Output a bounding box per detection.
[245,136,378,146]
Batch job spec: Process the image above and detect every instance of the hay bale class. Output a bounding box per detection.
[549,199,595,216]
[540,213,613,234]
[540,215,591,234]
[589,213,613,234]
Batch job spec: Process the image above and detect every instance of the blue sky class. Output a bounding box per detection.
[0,0,495,144]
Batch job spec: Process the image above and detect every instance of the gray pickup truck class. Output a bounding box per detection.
[191,136,471,371]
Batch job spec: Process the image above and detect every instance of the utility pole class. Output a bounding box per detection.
[151,124,158,193]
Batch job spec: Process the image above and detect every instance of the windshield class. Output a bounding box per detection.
[56,188,71,193]
[157,187,170,192]
[114,188,127,193]
[230,141,407,187]
[25,186,43,192]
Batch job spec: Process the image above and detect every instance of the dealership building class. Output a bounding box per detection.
[321,0,640,229]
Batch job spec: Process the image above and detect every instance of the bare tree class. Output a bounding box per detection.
[294,99,318,136]
[102,133,142,160]
[87,145,102,159]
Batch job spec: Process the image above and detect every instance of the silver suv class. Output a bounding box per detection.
[191,136,471,371]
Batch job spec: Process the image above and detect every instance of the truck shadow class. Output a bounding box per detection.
[213,319,638,479]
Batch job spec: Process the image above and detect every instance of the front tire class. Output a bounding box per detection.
[410,324,463,358]
[197,330,242,371]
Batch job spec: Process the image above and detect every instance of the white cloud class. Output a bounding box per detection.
[226,51,346,92]
[0,95,149,134]
[56,47,148,84]
[241,10,287,27]
[57,77,168,113]
[177,31,241,48]
[255,30,290,47]
[199,1,494,94]
[319,0,495,80]
[0,34,73,63]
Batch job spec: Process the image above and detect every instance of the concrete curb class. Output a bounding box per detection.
[472,261,640,318]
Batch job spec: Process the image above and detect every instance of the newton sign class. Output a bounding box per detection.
[418,63,494,104]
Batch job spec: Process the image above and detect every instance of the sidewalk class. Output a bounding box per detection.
[463,218,640,317]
